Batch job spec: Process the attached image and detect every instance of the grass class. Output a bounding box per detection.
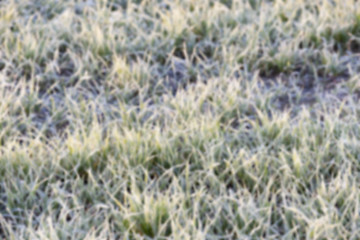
[1,0,360,239]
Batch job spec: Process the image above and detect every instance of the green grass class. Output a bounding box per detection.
[1,0,360,239]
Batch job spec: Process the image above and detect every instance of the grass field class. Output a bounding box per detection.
[1,0,360,239]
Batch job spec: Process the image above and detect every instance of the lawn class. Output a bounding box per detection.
[1,0,360,239]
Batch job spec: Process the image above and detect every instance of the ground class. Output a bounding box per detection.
[1,0,360,239]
